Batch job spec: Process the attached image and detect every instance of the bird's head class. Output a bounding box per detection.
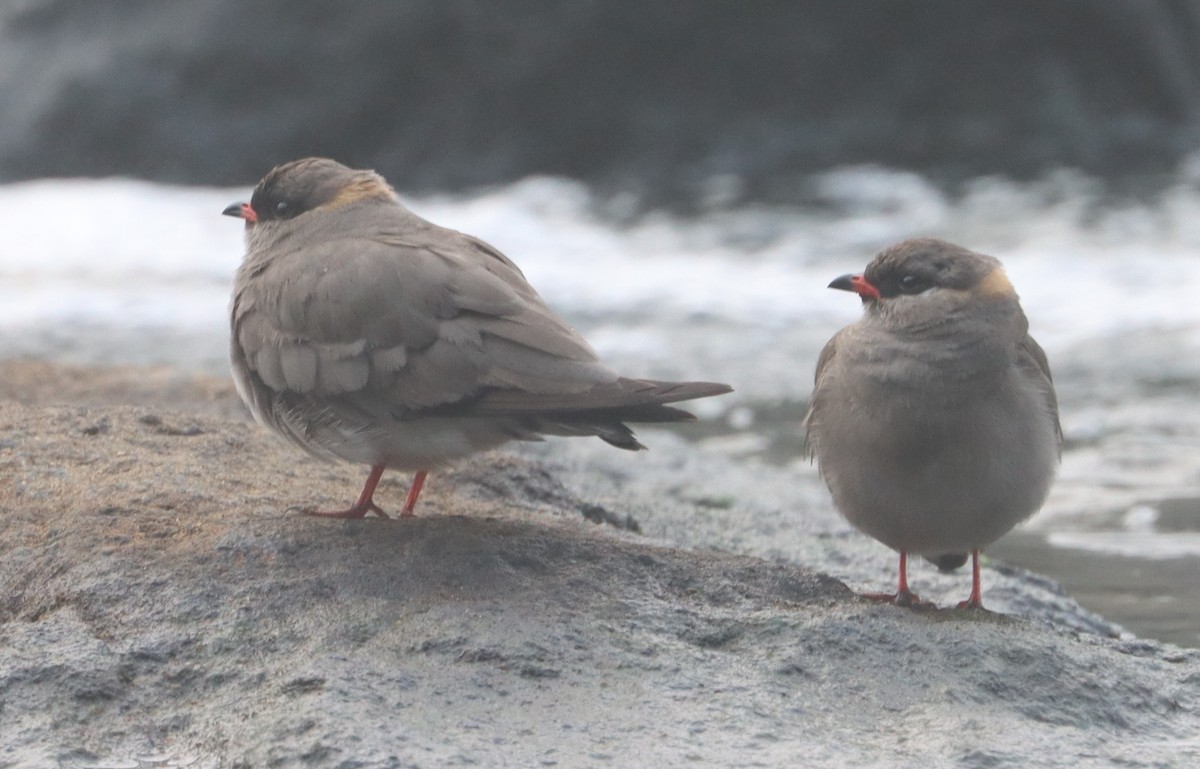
[222,157,397,229]
[829,238,1019,331]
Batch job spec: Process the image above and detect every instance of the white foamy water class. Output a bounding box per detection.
[4,168,1200,367]
[3,165,1200,642]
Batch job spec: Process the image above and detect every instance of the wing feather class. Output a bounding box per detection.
[1017,333,1062,452]
[802,330,844,458]
[234,222,620,415]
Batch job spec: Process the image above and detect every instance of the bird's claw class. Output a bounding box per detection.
[304,501,390,519]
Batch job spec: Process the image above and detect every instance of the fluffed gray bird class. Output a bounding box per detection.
[803,239,1060,609]
[224,157,731,518]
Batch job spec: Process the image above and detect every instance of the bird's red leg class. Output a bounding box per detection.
[307,464,389,519]
[895,550,918,605]
[399,470,428,518]
[862,551,930,607]
[957,549,985,609]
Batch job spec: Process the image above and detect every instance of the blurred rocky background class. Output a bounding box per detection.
[3,0,1200,205]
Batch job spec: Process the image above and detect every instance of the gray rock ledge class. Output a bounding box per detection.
[1,399,1198,769]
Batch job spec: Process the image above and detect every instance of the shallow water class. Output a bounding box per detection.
[2,166,1198,646]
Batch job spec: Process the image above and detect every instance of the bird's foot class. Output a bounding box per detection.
[305,501,390,519]
[303,464,392,519]
[861,589,936,609]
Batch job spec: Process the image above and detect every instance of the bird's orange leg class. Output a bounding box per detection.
[399,470,428,518]
[862,551,933,607]
[308,464,389,519]
[956,549,985,610]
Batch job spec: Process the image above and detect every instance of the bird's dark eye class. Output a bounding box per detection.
[898,274,929,293]
[275,201,290,215]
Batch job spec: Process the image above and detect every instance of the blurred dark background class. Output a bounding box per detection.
[3,0,1200,206]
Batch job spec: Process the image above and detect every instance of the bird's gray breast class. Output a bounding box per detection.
[809,323,1058,553]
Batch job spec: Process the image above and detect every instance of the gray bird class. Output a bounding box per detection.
[223,157,731,518]
[803,239,1060,608]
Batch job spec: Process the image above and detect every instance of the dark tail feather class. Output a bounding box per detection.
[443,378,732,418]
[569,402,698,424]
[525,417,647,450]
[927,553,969,572]
[624,379,733,405]
[593,423,646,450]
[442,377,732,450]
[530,398,724,451]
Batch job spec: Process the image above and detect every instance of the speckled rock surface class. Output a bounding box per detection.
[1,364,1198,768]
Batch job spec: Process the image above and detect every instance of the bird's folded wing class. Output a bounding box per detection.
[233,232,619,411]
[801,331,843,457]
[811,332,842,389]
[440,378,732,418]
[1017,333,1063,450]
